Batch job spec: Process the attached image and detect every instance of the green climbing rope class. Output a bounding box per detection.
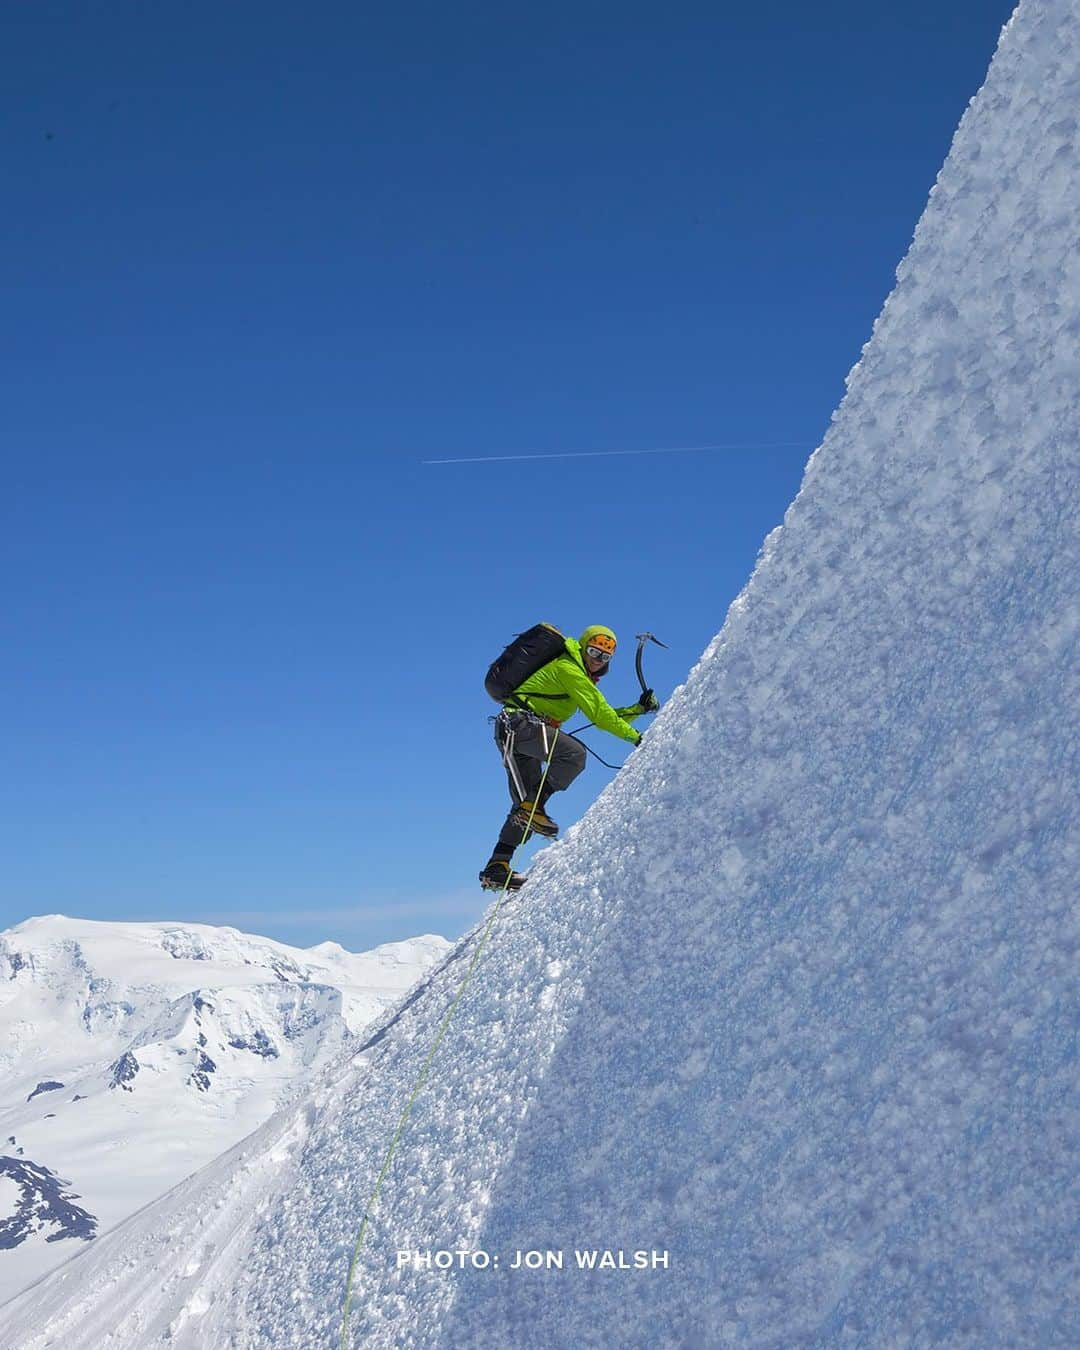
[339,734,559,1347]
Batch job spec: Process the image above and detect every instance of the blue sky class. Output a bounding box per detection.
[3,1,1014,949]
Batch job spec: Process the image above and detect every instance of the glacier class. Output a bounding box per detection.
[4,0,1079,1344]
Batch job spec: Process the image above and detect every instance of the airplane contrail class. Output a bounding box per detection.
[422,443,807,465]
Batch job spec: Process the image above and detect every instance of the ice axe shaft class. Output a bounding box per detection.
[634,632,669,696]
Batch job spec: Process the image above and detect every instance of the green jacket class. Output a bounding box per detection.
[508,636,644,744]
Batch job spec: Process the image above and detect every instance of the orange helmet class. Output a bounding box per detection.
[580,625,617,656]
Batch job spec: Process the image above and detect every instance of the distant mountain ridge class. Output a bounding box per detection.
[0,914,448,1303]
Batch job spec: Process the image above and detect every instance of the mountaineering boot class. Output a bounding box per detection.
[511,800,559,838]
[479,860,527,892]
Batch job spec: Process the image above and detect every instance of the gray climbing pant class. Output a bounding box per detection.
[488,712,587,862]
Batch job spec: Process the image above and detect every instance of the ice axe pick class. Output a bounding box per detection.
[634,631,669,698]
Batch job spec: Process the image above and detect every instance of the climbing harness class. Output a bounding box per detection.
[493,707,579,796]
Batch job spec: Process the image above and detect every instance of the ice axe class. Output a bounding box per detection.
[634,631,669,699]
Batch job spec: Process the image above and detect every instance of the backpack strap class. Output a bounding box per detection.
[505,691,569,715]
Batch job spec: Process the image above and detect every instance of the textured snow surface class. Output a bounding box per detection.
[7,0,1080,1344]
[0,916,447,1304]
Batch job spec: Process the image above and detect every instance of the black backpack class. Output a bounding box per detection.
[485,623,568,705]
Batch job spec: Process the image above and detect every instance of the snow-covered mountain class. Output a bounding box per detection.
[0,915,448,1303]
[4,0,1079,1345]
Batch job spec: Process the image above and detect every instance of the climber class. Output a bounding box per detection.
[479,624,659,891]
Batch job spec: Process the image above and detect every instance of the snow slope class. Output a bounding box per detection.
[0,916,447,1304]
[6,0,1079,1344]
